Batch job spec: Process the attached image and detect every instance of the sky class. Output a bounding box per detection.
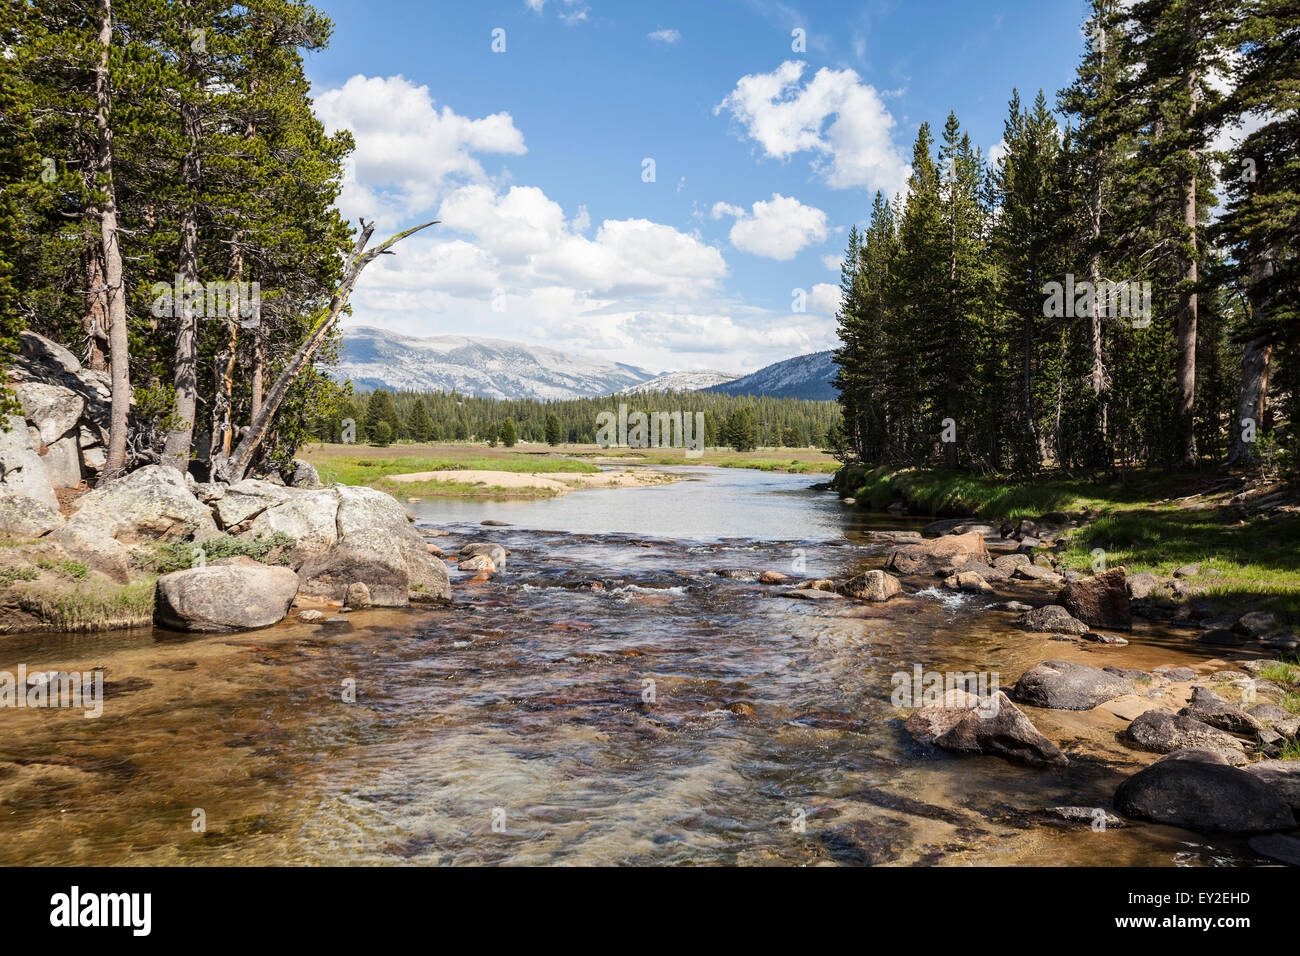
[305,0,1091,376]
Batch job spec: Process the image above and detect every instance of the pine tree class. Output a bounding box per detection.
[544,412,561,446]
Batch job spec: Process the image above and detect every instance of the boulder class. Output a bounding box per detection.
[242,488,340,558]
[155,564,299,632]
[907,691,1068,768]
[18,330,80,373]
[344,581,371,608]
[1126,571,1159,600]
[1056,568,1131,629]
[1114,750,1295,833]
[459,542,508,570]
[840,569,901,602]
[992,553,1030,571]
[1124,710,1247,764]
[1178,686,1262,735]
[54,465,219,580]
[459,554,496,572]
[1242,760,1300,813]
[0,494,64,537]
[1013,659,1132,710]
[10,380,83,445]
[884,531,988,575]
[296,485,451,606]
[758,571,788,584]
[0,414,59,510]
[1236,611,1275,637]
[215,479,293,531]
[286,458,321,488]
[42,434,83,489]
[1011,563,1063,585]
[1016,605,1090,635]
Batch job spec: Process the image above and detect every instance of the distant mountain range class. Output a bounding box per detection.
[619,369,739,394]
[332,326,837,401]
[332,326,655,400]
[704,350,837,401]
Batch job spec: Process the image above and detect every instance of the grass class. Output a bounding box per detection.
[0,566,40,585]
[1256,661,1300,686]
[302,444,600,496]
[36,559,89,580]
[1278,738,1300,761]
[23,580,157,632]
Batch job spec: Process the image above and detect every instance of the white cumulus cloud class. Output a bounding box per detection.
[721,193,829,260]
[715,60,910,196]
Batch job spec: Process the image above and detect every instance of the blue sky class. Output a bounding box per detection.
[306,0,1090,375]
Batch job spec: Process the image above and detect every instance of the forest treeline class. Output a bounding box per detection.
[832,0,1296,477]
[322,388,843,452]
[0,0,354,480]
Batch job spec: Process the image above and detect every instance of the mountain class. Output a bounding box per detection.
[618,369,740,395]
[704,350,838,400]
[331,326,656,400]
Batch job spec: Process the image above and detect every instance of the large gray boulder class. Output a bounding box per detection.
[286,459,321,488]
[885,531,988,575]
[1013,659,1132,710]
[1124,709,1247,764]
[155,564,299,631]
[1114,749,1295,833]
[295,485,451,605]
[214,479,292,531]
[0,414,59,510]
[905,690,1068,768]
[10,380,83,446]
[1056,568,1131,629]
[0,494,64,537]
[242,488,340,558]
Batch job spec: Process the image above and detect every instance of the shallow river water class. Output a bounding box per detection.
[0,466,1269,865]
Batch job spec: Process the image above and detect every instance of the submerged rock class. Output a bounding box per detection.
[1016,605,1089,635]
[1114,749,1295,834]
[1013,660,1132,710]
[155,564,298,632]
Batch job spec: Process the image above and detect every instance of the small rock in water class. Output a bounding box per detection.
[1114,750,1295,834]
[995,600,1033,613]
[481,519,511,527]
[1044,806,1125,829]
[298,609,325,623]
[1013,659,1132,710]
[1152,666,1196,682]
[1124,710,1247,764]
[460,555,496,572]
[840,569,902,602]
[758,571,788,584]
[1082,631,1128,645]
[1016,605,1089,635]
[344,581,371,609]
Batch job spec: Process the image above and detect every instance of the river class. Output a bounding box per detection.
[0,466,1261,865]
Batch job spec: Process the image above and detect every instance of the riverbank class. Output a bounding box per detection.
[834,464,1300,625]
[300,441,837,498]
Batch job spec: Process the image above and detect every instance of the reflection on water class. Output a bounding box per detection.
[0,468,1266,865]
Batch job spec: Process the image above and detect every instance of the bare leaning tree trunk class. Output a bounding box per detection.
[213,219,437,483]
[81,220,108,371]
[162,3,205,473]
[93,0,131,485]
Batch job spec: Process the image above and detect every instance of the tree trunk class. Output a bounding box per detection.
[249,323,264,419]
[1174,67,1199,467]
[81,220,108,371]
[210,237,242,460]
[1227,247,1277,465]
[93,0,130,485]
[214,219,437,483]
[161,8,204,473]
